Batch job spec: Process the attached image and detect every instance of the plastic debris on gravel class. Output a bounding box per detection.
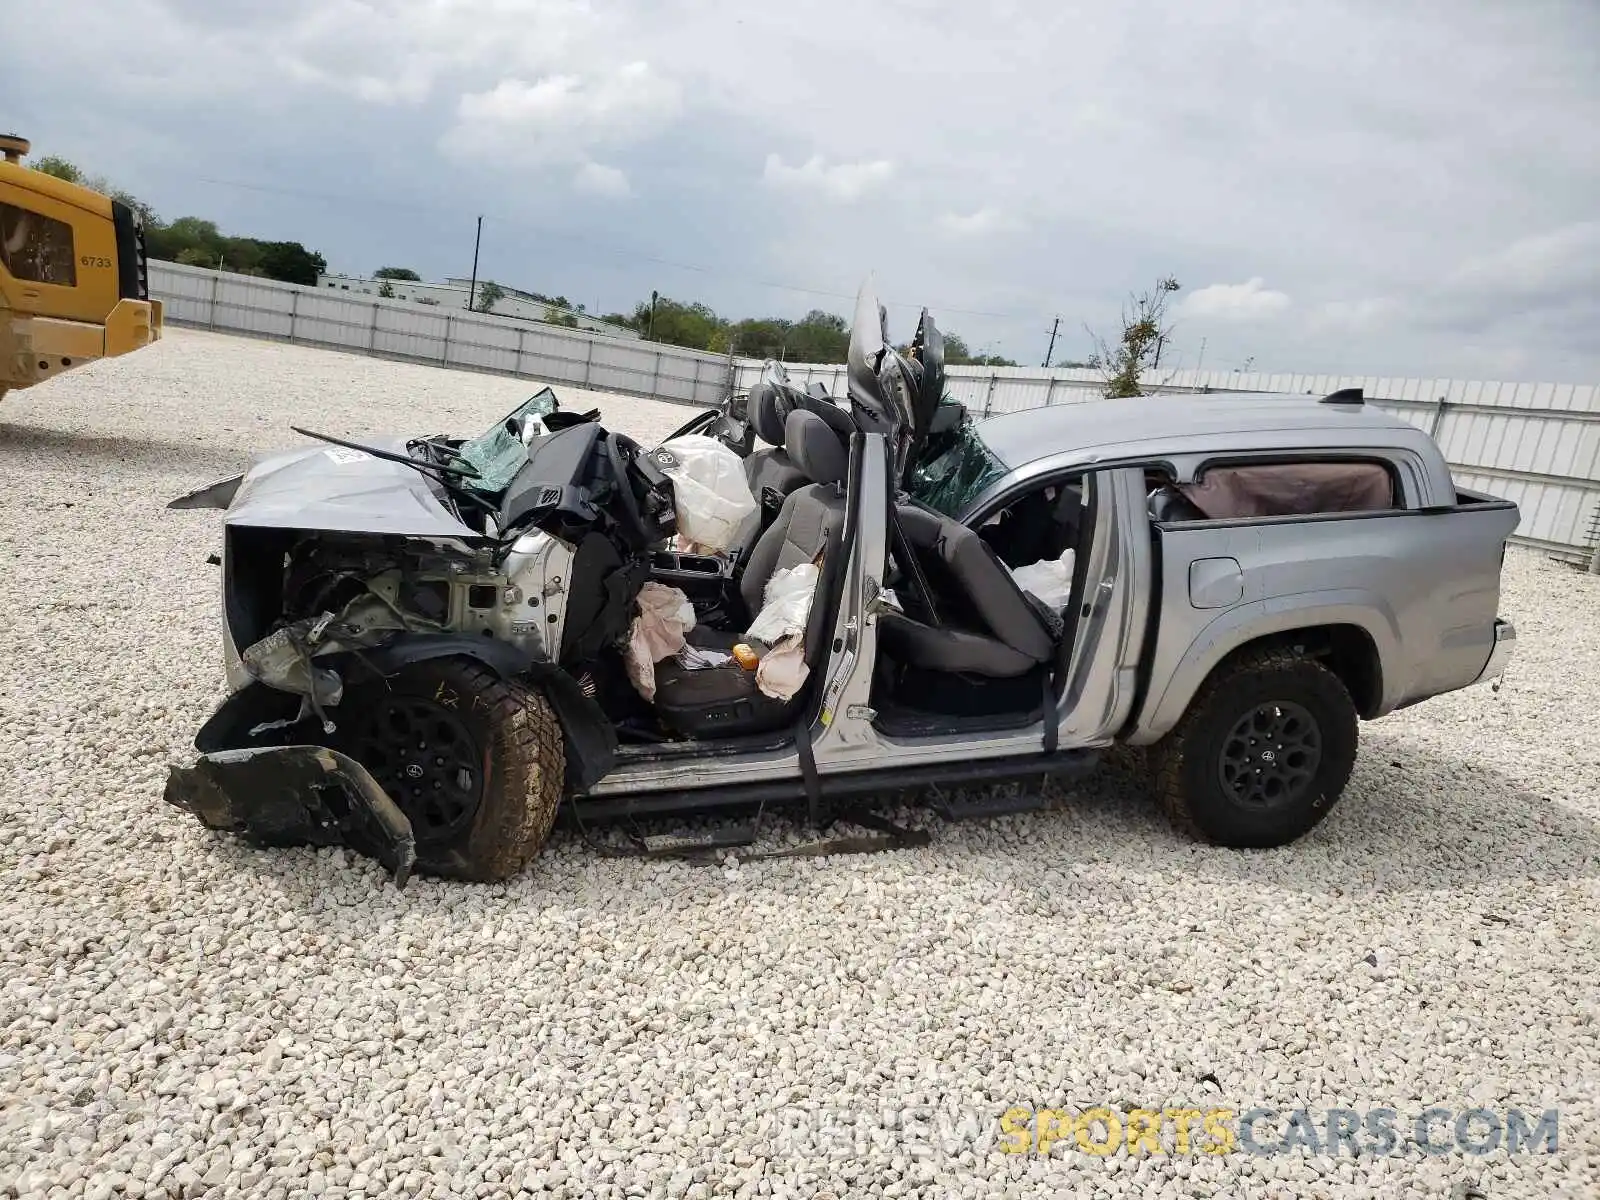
[1,329,1596,1199]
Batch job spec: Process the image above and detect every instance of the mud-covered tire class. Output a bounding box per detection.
[1152,649,1357,848]
[336,657,564,881]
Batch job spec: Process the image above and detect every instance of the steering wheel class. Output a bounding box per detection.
[604,432,658,548]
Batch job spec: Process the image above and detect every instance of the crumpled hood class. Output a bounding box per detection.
[225,436,485,539]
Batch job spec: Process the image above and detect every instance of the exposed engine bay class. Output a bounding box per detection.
[197,389,701,739]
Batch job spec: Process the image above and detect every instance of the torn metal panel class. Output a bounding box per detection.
[163,745,416,886]
[167,472,245,510]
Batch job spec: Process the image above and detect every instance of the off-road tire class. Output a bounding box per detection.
[1152,649,1357,848]
[338,657,565,881]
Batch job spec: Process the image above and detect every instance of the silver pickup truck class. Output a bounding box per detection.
[165,280,1520,882]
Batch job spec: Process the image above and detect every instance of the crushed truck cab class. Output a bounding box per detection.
[164,279,1520,883]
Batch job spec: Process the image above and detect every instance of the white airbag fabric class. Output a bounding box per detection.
[657,435,759,554]
[1008,548,1076,612]
[625,583,697,701]
[744,561,819,701]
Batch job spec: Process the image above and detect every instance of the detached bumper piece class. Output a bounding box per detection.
[163,746,417,886]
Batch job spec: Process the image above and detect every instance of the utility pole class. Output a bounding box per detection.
[1043,315,1060,368]
[648,289,658,339]
[466,215,483,311]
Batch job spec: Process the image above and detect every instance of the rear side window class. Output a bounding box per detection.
[1150,460,1399,522]
[0,202,77,286]
[1183,461,1396,519]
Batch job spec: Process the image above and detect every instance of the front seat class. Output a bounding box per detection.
[878,502,1061,678]
[743,381,808,515]
[731,384,854,563]
[651,409,850,738]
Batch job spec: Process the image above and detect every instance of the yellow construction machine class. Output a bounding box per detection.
[0,134,163,402]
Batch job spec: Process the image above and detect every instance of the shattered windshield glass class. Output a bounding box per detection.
[907,415,1008,518]
[456,388,560,493]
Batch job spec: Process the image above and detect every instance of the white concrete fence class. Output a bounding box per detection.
[151,261,1600,561]
[151,259,733,408]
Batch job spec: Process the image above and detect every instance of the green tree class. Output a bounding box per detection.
[32,156,82,183]
[542,304,579,328]
[636,295,728,352]
[378,280,395,298]
[374,266,421,281]
[256,241,327,286]
[474,280,506,313]
[786,310,850,362]
[1085,276,1181,398]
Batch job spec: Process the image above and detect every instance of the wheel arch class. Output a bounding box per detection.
[1126,609,1390,747]
[199,634,618,794]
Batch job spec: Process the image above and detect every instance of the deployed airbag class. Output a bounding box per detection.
[1007,548,1076,612]
[1180,462,1394,519]
[655,435,759,553]
[625,582,698,701]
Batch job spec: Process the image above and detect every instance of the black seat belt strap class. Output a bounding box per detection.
[795,720,824,826]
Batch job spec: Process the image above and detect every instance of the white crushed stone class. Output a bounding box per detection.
[1,327,1596,1199]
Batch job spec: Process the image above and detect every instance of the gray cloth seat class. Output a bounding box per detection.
[737,383,853,563]
[878,502,1060,679]
[979,482,1083,568]
[743,381,808,515]
[652,409,849,737]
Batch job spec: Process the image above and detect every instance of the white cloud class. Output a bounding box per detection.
[1444,221,1600,304]
[448,62,682,166]
[761,154,894,202]
[19,0,1600,378]
[1180,278,1293,321]
[936,208,1019,237]
[573,161,632,198]
[1309,296,1403,332]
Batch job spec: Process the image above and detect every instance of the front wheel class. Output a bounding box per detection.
[334,657,565,880]
[1152,649,1357,848]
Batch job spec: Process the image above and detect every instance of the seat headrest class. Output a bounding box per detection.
[782,393,856,440]
[749,382,786,446]
[785,409,848,486]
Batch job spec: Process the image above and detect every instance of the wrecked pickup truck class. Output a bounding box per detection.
[164,277,1520,884]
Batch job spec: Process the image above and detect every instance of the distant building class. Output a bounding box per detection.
[315,273,640,340]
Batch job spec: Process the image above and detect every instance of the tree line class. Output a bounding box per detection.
[594,293,1022,366]
[32,156,327,286]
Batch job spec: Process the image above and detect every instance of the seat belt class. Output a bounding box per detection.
[890,505,943,628]
[1042,666,1059,756]
[795,719,824,826]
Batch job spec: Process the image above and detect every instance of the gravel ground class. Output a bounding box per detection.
[2,328,1597,1200]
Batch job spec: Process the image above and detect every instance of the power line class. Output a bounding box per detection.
[181,171,1050,324]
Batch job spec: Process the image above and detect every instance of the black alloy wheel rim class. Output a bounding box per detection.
[1217,700,1322,807]
[348,695,484,843]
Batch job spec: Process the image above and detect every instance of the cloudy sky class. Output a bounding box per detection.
[7,0,1597,380]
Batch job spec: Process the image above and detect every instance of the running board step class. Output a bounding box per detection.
[927,791,1047,822]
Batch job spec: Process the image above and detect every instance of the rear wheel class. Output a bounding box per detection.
[1153,649,1357,848]
[336,657,564,880]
